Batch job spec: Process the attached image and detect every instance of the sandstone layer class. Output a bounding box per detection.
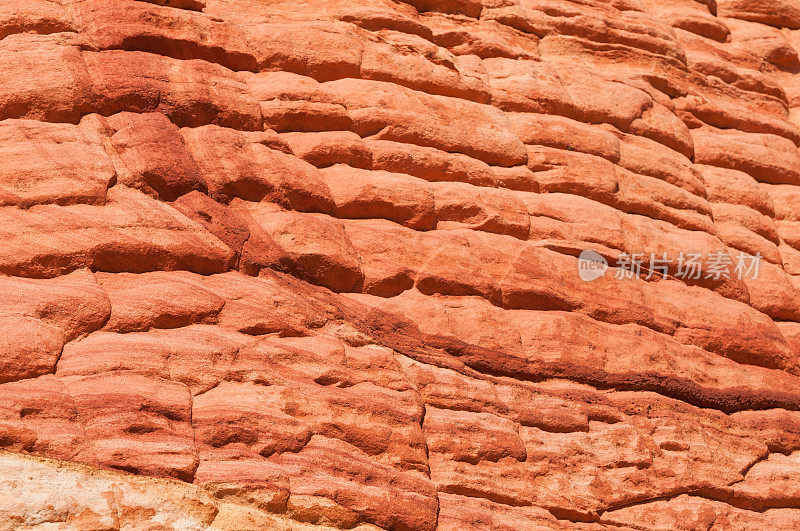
[2,0,800,529]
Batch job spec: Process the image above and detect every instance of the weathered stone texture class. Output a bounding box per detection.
[2,0,800,528]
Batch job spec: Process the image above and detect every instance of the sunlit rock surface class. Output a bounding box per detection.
[2,0,800,528]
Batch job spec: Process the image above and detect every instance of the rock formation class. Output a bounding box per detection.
[2,0,800,528]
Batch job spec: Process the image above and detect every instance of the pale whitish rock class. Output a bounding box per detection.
[0,452,218,530]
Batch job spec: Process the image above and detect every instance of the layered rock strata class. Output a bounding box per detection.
[3,0,800,528]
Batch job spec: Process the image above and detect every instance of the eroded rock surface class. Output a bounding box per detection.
[2,0,800,529]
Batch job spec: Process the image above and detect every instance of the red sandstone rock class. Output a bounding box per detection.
[366,139,499,187]
[73,0,257,71]
[431,181,531,238]
[0,118,115,207]
[437,493,560,530]
[0,269,110,340]
[234,205,364,293]
[0,186,236,277]
[105,112,205,201]
[601,494,800,529]
[424,15,540,59]
[0,34,90,123]
[84,50,261,130]
[63,371,198,480]
[171,192,251,258]
[95,271,225,333]
[321,165,437,230]
[324,77,528,166]
[0,1,73,41]
[181,125,334,211]
[246,20,365,81]
[1,0,800,528]
[0,316,64,384]
[242,71,354,133]
[281,131,373,169]
[718,0,800,30]
[693,126,800,185]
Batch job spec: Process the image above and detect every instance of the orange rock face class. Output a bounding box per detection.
[3,0,800,529]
